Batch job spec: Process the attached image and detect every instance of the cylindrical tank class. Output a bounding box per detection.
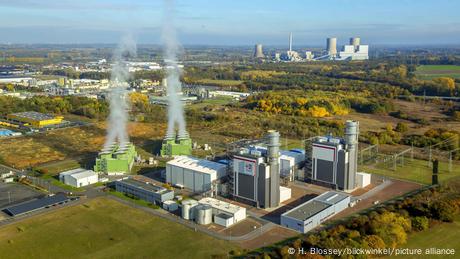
[181,199,198,220]
[326,38,337,56]
[194,204,212,225]
[350,37,361,50]
[254,44,265,58]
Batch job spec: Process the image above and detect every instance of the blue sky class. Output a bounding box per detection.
[0,0,459,45]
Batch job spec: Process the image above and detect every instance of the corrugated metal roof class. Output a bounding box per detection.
[70,170,97,180]
[198,197,246,215]
[167,156,226,175]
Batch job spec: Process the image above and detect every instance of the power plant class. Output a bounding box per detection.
[271,34,369,62]
[306,120,359,192]
[254,44,265,58]
[94,142,137,175]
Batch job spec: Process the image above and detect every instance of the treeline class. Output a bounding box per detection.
[0,95,109,119]
[246,182,460,258]
[244,90,395,118]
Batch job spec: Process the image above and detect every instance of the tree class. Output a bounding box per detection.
[395,122,409,133]
[412,216,429,231]
[364,235,386,249]
[431,200,457,222]
[433,77,456,94]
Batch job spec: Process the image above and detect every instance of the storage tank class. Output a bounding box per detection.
[326,38,337,56]
[350,37,361,51]
[181,199,198,220]
[194,204,212,225]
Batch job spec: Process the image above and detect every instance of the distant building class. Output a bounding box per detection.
[115,178,174,204]
[7,111,64,128]
[59,168,98,188]
[281,191,350,233]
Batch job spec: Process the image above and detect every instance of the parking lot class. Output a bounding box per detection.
[0,182,44,209]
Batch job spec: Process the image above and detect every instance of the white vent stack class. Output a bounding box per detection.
[345,120,359,190]
[254,44,265,58]
[327,37,337,56]
[289,33,293,52]
[266,130,280,207]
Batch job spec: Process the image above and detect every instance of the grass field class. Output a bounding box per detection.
[395,215,460,259]
[0,197,237,259]
[195,79,244,87]
[360,158,460,185]
[414,65,460,80]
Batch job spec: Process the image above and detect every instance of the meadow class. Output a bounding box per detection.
[0,197,237,259]
[415,65,460,80]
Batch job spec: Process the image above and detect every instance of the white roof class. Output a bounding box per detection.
[59,168,87,176]
[163,200,177,205]
[167,156,226,175]
[68,170,97,180]
[198,197,246,215]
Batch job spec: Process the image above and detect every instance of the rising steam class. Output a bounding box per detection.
[104,35,137,148]
[162,0,188,138]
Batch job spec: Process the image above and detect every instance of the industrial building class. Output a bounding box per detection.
[356,172,371,188]
[0,128,20,137]
[231,130,291,209]
[59,168,98,188]
[166,156,227,193]
[160,132,192,157]
[280,191,350,233]
[7,111,64,128]
[94,142,137,175]
[323,37,368,60]
[115,178,174,204]
[254,44,265,58]
[3,194,72,217]
[198,197,247,227]
[307,120,359,192]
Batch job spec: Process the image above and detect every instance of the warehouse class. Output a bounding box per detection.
[3,193,71,217]
[7,111,64,128]
[198,197,246,227]
[115,178,174,204]
[166,156,227,193]
[280,191,350,233]
[59,168,98,188]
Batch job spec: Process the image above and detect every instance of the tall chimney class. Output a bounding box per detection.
[266,130,280,207]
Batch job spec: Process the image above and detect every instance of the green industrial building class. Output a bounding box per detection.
[94,142,137,174]
[160,133,192,157]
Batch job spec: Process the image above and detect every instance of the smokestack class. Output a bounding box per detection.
[266,130,280,207]
[289,33,293,52]
[345,120,359,190]
[254,44,265,58]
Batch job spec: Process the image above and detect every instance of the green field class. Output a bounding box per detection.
[395,216,460,259]
[195,79,244,87]
[415,65,460,80]
[0,197,237,259]
[360,158,460,185]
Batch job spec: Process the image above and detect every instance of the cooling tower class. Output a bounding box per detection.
[326,37,337,56]
[254,44,265,58]
[350,37,361,51]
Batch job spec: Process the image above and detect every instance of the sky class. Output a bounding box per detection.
[0,0,459,45]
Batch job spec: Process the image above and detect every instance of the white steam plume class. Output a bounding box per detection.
[162,0,188,138]
[104,35,137,148]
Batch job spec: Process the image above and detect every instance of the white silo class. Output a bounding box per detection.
[181,199,198,220]
[194,204,212,225]
[327,38,337,56]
